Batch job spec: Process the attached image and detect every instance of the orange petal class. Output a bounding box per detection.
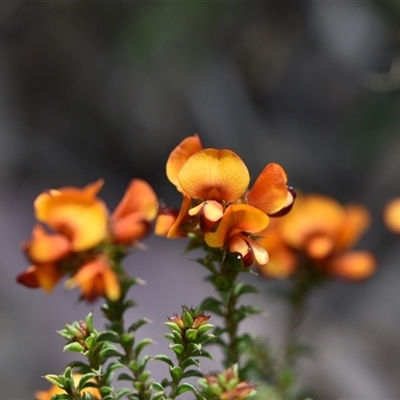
[178,149,250,202]
[167,195,194,238]
[35,263,64,292]
[155,213,177,236]
[383,197,400,233]
[228,234,250,257]
[306,234,334,259]
[16,265,40,288]
[112,179,158,222]
[257,252,296,278]
[66,258,120,302]
[336,204,371,250]
[205,204,269,248]
[24,225,71,263]
[256,223,297,277]
[247,237,269,265]
[247,163,293,215]
[328,251,376,280]
[166,135,203,189]
[279,195,344,249]
[189,200,224,221]
[111,212,150,245]
[17,263,64,293]
[35,180,108,252]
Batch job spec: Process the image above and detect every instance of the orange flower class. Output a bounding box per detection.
[34,180,108,252]
[65,257,120,302]
[383,197,400,233]
[17,225,70,292]
[35,374,100,400]
[258,194,376,280]
[111,179,158,245]
[162,135,294,246]
[205,204,270,266]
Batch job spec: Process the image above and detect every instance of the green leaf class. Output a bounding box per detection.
[151,382,164,391]
[99,345,123,361]
[185,328,198,342]
[96,331,120,343]
[165,321,182,333]
[128,318,152,332]
[115,388,133,400]
[200,297,224,316]
[77,372,98,392]
[134,338,154,357]
[117,372,134,382]
[63,342,85,353]
[197,323,214,335]
[152,392,167,400]
[233,282,259,298]
[51,395,71,400]
[85,312,95,333]
[182,358,200,369]
[187,342,201,354]
[44,374,64,387]
[170,343,185,357]
[138,355,151,372]
[182,369,203,378]
[176,382,198,396]
[153,354,174,367]
[169,365,183,382]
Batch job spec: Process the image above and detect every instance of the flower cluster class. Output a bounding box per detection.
[17,179,158,301]
[155,135,295,267]
[257,194,376,280]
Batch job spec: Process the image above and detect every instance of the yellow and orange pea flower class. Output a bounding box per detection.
[35,374,100,400]
[257,194,376,281]
[17,179,158,301]
[155,134,294,266]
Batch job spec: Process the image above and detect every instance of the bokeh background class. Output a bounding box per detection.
[1,2,400,399]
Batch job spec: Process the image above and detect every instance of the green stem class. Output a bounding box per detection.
[102,274,152,400]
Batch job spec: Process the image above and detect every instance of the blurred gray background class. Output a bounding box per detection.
[1,2,400,399]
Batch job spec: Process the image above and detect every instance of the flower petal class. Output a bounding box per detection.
[384,197,400,233]
[17,264,63,293]
[112,179,158,222]
[35,263,64,292]
[111,212,150,245]
[66,258,120,302]
[166,135,203,189]
[24,225,71,264]
[247,237,269,265]
[257,223,296,278]
[306,234,334,259]
[178,149,250,202]
[336,204,371,250]
[205,204,269,248]
[247,163,293,215]
[328,251,376,280]
[167,195,194,238]
[35,180,109,251]
[279,195,344,249]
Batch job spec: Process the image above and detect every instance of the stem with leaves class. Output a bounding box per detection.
[198,250,260,378]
